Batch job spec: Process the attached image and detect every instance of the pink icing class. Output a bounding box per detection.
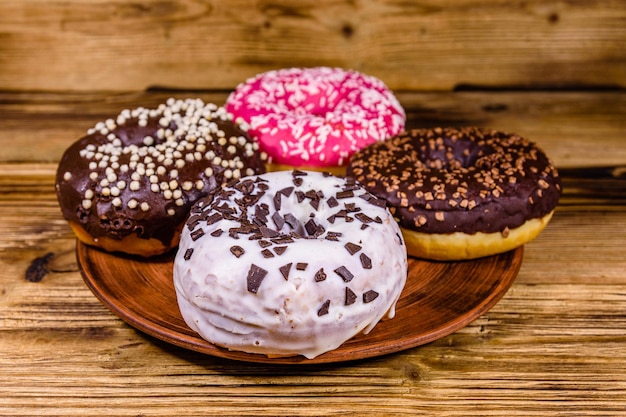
[225,67,406,167]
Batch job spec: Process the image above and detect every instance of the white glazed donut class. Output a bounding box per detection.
[225,67,406,174]
[173,170,408,359]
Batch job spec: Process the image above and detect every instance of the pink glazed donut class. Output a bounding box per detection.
[225,67,406,175]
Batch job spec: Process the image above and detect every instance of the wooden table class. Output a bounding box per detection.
[1,90,625,416]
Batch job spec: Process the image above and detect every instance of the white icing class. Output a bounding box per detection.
[173,170,408,359]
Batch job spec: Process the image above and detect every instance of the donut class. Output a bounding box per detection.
[347,127,562,260]
[173,170,408,359]
[224,67,406,175]
[55,98,267,257]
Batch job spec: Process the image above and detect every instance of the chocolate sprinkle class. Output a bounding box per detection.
[344,242,362,255]
[230,245,245,258]
[246,264,267,294]
[183,248,194,260]
[334,266,354,282]
[363,290,379,303]
[190,228,205,241]
[272,211,285,229]
[345,287,357,305]
[360,253,372,269]
[317,299,330,316]
[336,190,354,199]
[273,246,288,255]
[327,196,339,208]
[314,268,327,282]
[258,239,272,248]
[279,263,292,280]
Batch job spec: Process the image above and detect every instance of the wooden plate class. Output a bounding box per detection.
[77,242,523,364]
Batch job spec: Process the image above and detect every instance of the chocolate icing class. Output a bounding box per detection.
[55,99,266,250]
[346,127,561,235]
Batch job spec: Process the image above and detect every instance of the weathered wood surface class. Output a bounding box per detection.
[0,0,625,92]
[1,91,625,416]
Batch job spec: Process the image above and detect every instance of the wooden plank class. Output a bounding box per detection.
[0,0,624,92]
[1,91,625,168]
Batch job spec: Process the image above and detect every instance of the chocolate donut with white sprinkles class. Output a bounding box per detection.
[347,127,561,260]
[55,98,267,257]
[173,170,407,359]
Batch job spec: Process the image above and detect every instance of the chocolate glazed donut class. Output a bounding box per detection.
[347,127,561,260]
[55,98,267,257]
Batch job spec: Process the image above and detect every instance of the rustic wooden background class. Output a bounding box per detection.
[1,0,625,93]
[1,1,626,415]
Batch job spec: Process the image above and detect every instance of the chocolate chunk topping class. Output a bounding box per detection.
[295,190,305,202]
[261,249,274,258]
[272,211,285,229]
[273,246,287,255]
[205,212,223,225]
[355,213,374,223]
[279,263,292,280]
[325,231,342,241]
[183,248,194,260]
[293,177,303,187]
[345,287,357,305]
[292,169,308,177]
[336,190,354,199]
[190,228,205,241]
[334,266,354,282]
[273,193,282,211]
[258,239,272,248]
[260,226,280,238]
[230,245,245,258]
[344,242,362,255]
[210,229,223,237]
[317,299,330,316]
[327,196,339,208]
[279,186,294,197]
[363,290,379,303]
[304,218,324,237]
[314,268,327,282]
[284,213,300,230]
[246,264,267,294]
[296,262,308,271]
[360,253,372,269]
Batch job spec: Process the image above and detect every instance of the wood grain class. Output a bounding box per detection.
[0,89,625,415]
[0,0,624,92]
[2,91,625,169]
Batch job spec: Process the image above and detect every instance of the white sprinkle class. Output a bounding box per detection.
[182,181,193,191]
[130,181,140,191]
[204,167,213,177]
[82,200,92,209]
[112,197,122,207]
[127,199,138,209]
[63,172,72,181]
[150,183,160,193]
[140,202,150,211]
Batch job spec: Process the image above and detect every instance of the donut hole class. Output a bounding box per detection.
[417,136,483,171]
